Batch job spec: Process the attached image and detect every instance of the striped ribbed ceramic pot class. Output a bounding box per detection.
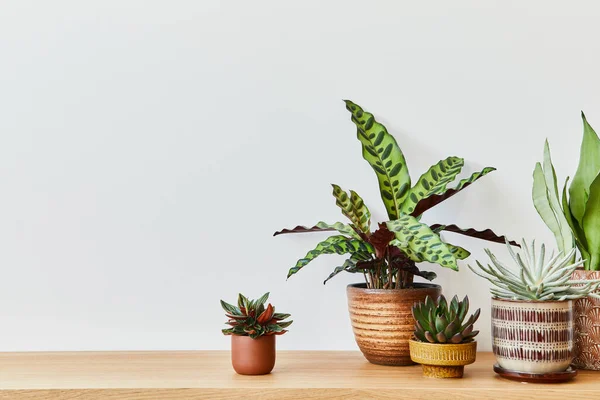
[491,298,573,374]
[347,283,441,366]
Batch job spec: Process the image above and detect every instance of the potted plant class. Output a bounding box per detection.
[220,292,292,375]
[469,239,599,376]
[275,100,513,366]
[533,113,600,369]
[409,295,479,378]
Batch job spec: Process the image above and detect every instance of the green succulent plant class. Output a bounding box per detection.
[275,100,514,289]
[534,113,600,270]
[221,293,292,339]
[412,295,480,344]
[468,239,600,301]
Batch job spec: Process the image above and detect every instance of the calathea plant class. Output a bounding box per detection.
[221,293,292,339]
[534,113,600,270]
[275,100,514,289]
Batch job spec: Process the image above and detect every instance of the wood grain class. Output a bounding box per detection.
[0,351,598,399]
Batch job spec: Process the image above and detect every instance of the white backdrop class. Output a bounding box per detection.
[1,0,599,352]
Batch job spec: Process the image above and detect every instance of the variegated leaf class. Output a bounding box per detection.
[386,215,459,271]
[410,167,496,217]
[446,243,471,260]
[331,185,370,234]
[400,157,464,214]
[287,235,374,278]
[323,253,370,284]
[344,100,410,220]
[274,221,361,240]
[350,190,371,233]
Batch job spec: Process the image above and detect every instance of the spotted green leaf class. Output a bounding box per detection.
[344,100,410,220]
[331,185,371,234]
[323,253,370,284]
[446,243,471,260]
[570,112,600,225]
[410,167,496,217]
[274,221,361,240]
[386,216,459,270]
[287,235,374,279]
[400,157,464,214]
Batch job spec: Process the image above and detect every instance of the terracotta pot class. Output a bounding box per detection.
[572,269,600,370]
[491,298,573,374]
[231,335,276,375]
[409,339,477,378]
[347,282,442,366]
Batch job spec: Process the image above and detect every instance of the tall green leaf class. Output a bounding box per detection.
[562,177,590,267]
[570,112,600,225]
[331,185,370,234]
[344,100,410,220]
[287,235,374,278]
[583,173,600,270]
[410,167,496,217]
[400,157,464,215]
[386,215,459,271]
[274,221,361,240]
[532,142,574,258]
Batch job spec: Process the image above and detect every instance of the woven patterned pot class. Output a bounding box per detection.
[491,298,573,374]
[409,340,477,378]
[347,282,441,366]
[572,269,600,370]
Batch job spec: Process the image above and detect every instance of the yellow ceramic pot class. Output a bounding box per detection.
[409,339,477,378]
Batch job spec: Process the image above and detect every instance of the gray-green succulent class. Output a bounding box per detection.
[412,295,480,344]
[468,239,600,301]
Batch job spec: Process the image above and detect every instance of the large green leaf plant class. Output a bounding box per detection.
[535,113,600,270]
[275,101,514,289]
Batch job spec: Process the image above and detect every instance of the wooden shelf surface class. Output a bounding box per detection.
[0,351,599,399]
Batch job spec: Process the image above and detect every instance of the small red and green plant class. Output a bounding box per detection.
[221,293,292,339]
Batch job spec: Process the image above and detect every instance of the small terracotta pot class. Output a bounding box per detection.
[491,298,573,374]
[572,269,600,370]
[347,282,442,366]
[409,340,477,378]
[231,335,276,375]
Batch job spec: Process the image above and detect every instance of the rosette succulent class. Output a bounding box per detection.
[412,295,480,344]
[220,293,292,339]
[468,239,600,301]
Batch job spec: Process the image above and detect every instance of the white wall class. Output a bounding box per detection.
[0,0,599,352]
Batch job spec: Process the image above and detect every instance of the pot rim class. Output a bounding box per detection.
[347,282,442,293]
[408,339,477,348]
[230,334,276,341]
[491,296,573,305]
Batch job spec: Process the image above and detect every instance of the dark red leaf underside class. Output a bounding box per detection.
[273,225,336,236]
[430,224,519,247]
